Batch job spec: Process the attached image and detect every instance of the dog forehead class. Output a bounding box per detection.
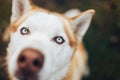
[24,12,64,31]
[10,11,77,46]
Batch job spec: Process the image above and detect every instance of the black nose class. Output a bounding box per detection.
[17,48,44,77]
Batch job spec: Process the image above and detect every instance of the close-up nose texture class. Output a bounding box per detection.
[17,48,44,74]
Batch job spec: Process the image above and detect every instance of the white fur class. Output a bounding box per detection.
[72,12,94,42]
[64,9,81,18]
[8,12,74,80]
[11,0,31,23]
[8,0,94,80]
[64,9,94,42]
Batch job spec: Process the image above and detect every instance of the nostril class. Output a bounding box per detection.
[18,55,26,63]
[18,48,44,72]
[33,59,42,68]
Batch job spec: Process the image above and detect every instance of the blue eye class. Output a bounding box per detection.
[20,27,30,35]
[53,36,65,44]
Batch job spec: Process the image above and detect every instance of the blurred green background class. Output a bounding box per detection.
[0,0,120,80]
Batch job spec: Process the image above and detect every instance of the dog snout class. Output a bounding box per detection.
[17,48,44,74]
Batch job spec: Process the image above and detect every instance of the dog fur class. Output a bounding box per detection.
[3,0,95,80]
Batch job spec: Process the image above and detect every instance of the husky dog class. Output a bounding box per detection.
[3,0,95,80]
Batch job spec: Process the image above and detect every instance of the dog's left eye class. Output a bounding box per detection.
[20,27,30,35]
[53,36,65,44]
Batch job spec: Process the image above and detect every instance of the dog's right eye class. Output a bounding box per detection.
[20,27,30,35]
[53,36,65,44]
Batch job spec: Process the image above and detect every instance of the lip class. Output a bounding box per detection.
[18,77,32,80]
[15,70,38,80]
[15,75,38,80]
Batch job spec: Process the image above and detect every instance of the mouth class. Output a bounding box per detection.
[15,69,38,80]
[17,77,37,80]
[15,75,38,80]
[17,77,35,80]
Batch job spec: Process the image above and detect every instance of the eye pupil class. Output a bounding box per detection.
[54,36,65,44]
[20,27,30,35]
[23,29,26,33]
[57,38,62,42]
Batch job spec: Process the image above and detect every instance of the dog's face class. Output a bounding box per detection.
[8,11,76,80]
[4,0,95,80]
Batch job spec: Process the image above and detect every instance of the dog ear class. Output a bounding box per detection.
[11,0,32,23]
[64,9,81,18]
[3,0,33,41]
[71,9,95,42]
